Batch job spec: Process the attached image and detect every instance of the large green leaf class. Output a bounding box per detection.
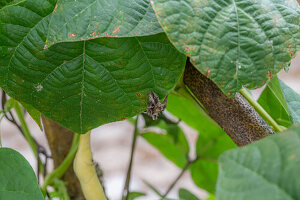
[166,94,235,193]
[0,148,44,200]
[216,125,300,200]
[45,0,163,46]
[151,0,300,95]
[279,79,300,124]
[20,101,42,130]
[0,0,25,8]
[0,0,186,133]
[258,76,292,127]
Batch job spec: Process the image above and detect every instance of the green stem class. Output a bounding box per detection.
[14,102,38,156]
[240,88,286,132]
[42,133,80,193]
[14,102,44,181]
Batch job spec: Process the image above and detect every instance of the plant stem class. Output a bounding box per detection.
[240,88,286,132]
[42,133,80,192]
[162,159,195,198]
[14,102,38,156]
[15,104,44,182]
[74,131,107,200]
[123,115,139,200]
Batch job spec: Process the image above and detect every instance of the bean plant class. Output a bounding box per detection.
[0,0,299,200]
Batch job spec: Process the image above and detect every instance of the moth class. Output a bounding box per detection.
[146,91,168,120]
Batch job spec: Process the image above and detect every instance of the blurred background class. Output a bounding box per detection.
[1,54,299,200]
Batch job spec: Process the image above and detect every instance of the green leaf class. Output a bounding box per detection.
[279,79,300,124]
[216,125,300,200]
[258,76,292,127]
[49,178,70,200]
[126,191,146,200]
[0,0,186,133]
[166,94,220,134]
[178,188,199,200]
[0,148,44,200]
[141,126,188,168]
[191,127,235,193]
[151,0,300,96]
[258,76,300,126]
[0,0,13,8]
[157,121,190,155]
[20,101,42,130]
[205,195,215,200]
[46,0,163,46]
[190,160,218,194]
[0,0,25,8]
[167,93,235,192]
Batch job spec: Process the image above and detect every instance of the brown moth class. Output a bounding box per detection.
[146,91,168,120]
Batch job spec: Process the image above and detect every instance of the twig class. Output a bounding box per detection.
[1,91,23,134]
[143,180,163,197]
[162,158,198,198]
[122,115,140,200]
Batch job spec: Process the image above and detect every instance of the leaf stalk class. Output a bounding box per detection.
[240,88,286,132]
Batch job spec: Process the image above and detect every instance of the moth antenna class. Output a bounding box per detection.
[162,95,168,109]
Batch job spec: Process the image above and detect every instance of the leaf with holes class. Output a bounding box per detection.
[216,125,300,200]
[0,148,44,200]
[0,0,186,133]
[151,0,300,96]
[45,0,163,47]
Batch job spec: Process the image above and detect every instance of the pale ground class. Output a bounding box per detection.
[1,55,299,200]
